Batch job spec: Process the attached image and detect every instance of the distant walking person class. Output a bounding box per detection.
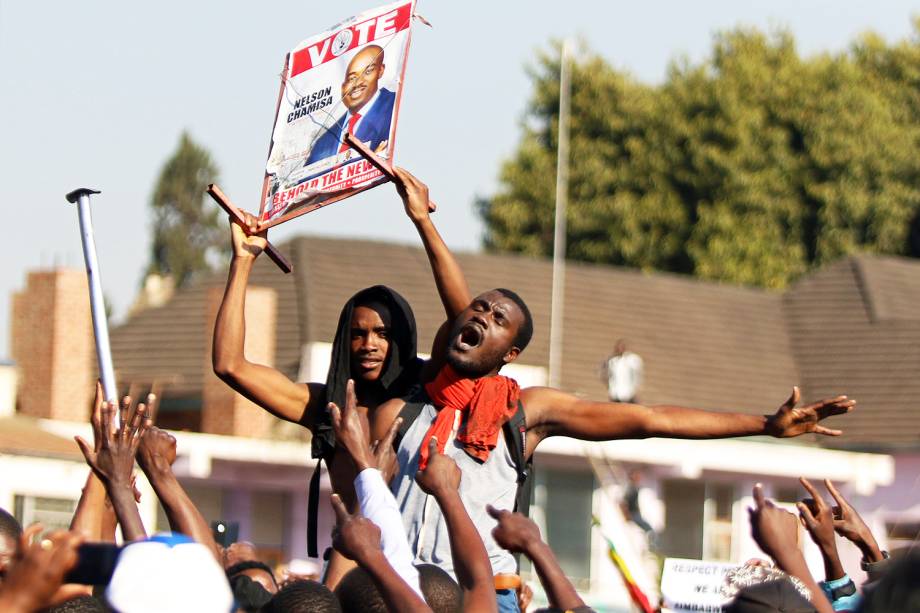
[602,339,643,403]
[620,469,657,547]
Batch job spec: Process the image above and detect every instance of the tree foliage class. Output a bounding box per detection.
[479,23,920,288]
[147,132,225,287]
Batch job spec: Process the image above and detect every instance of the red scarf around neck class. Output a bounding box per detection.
[418,364,520,470]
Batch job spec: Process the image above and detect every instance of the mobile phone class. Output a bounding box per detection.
[64,543,123,585]
[211,520,239,547]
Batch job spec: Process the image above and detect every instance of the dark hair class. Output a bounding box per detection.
[263,579,341,613]
[417,564,461,613]
[39,596,109,612]
[335,565,461,613]
[334,567,387,613]
[226,559,277,586]
[0,507,22,543]
[495,288,533,352]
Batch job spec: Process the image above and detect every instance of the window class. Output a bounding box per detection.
[14,495,76,532]
[661,479,705,559]
[703,483,734,561]
[535,467,594,583]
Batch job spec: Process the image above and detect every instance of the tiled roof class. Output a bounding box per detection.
[784,256,920,450]
[0,415,84,461]
[109,237,920,450]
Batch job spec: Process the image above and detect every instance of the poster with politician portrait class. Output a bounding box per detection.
[259,0,415,228]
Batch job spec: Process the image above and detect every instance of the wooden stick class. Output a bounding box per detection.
[207,184,293,274]
[343,133,436,212]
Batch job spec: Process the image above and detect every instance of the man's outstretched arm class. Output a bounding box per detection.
[523,386,854,455]
[212,216,321,426]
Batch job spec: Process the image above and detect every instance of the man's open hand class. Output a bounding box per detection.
[765,387,854,438]
[329,379,375,472]
[330,493,381,563]
[75,393,151,488]
[486,505,541,555]
[414,438,461,499]
[137,426,177,476]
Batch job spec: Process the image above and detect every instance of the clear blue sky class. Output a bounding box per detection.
[1,0,917,358]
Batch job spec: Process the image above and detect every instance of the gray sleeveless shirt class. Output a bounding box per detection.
[390,403,519,579]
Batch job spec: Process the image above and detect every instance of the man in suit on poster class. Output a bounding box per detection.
[306,44,395,166]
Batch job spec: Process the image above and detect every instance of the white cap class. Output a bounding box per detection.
[106,533,233,613]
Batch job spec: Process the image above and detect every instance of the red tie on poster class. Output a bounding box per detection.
[338,113,362,153]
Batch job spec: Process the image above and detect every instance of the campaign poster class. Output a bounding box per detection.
[259,1,415,227]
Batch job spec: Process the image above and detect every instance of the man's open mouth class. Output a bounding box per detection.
[455,322,484,351]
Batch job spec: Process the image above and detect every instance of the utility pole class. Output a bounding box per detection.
[549,39,572,389]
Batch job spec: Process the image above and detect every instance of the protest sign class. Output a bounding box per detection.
[258,0,415,228]
[660,558,739,612]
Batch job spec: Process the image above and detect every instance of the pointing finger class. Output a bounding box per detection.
[798,477,824,509]
[824,479,846,509]
[329,402,342,431]
[752,483,766,509]
[486,504,508,521]
[331,494,350,525]
[378,417,402,454]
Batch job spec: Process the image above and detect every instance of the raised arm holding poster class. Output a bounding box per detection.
[258,0,416,228]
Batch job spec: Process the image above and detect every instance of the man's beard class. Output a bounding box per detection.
[446,346,503,379]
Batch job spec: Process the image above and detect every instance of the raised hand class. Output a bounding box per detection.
[486,505,542,555]
[230,213,267,260]
[329,379,375,472]
[370,416,402,483]
[414,438,461,499]
[75,394,151,488]
[748,484,800,562]
[796,478,837,551]
[0,524,83,612]
[824,479,883,560]
[393,167,435,223]
[330,493,381,564]
[797,477,844,580]
[765,387,855,438]
[137,426,177,476]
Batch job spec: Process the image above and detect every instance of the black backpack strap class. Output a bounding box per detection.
[306,456,324,558]
[503,400,532,515]
[502,400,533,571]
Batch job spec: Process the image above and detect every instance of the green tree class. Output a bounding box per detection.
[480,25,920,288]
[147,132,225,287]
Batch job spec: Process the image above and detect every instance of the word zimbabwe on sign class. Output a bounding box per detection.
[259,0,415,229]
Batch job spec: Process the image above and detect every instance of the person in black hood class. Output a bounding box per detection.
[312,285,423,460]
[212,168,469,587]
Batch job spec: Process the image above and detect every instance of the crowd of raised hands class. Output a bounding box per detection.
[738,476,907,613]
[0,380,914,612]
